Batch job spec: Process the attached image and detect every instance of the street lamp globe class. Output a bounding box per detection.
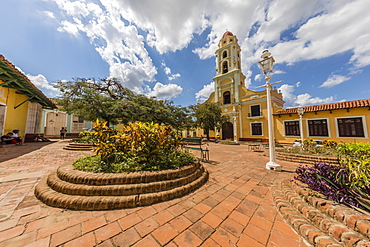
[258,50,275,75]
[297,106,304,116]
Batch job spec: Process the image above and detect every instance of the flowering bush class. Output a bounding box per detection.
[295,142,370,211]
[295,163,360,208]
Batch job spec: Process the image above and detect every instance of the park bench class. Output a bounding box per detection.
[181,137,209,161]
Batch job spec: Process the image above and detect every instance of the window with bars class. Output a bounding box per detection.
[250,105,261,117]
[308,119,328,137]
[73,116,84,123]
[251,123,262,135]
[337,117,364,137]
[284,121,300,136]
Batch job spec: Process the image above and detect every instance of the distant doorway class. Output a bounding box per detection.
[222,122,233,140]
[45,111,67,136]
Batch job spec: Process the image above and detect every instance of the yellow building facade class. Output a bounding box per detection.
[200,32,370,144]
[0,55,55,137]
[274,100,370,144]
[205,31,284,141]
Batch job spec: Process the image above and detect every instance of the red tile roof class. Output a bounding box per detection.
[274,98,370,115]
[222,31,234,38]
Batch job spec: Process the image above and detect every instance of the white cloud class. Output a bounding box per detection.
[269,0,370,67]
[108,0,211,54]
[254,74,262,82]
[48,0,370,102]
[278,84,296,107]
[162,62,181,81]
[295,93,334,106]
[319,75,350,88]
[195,82,214,103]
[274,70,286,74]
[15,66,58,94]
[26,74,59,92]
[168,73,181,81]
[57,20,81,37]
[52,0,157,93]
[278,83,334,107]
[146,82,183,99]
[44,11,55,19]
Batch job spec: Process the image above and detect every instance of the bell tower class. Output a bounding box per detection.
[213,31,245,104]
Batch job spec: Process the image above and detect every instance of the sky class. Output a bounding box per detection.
[1,0,370,108]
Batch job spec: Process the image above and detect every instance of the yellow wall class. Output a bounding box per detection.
[275,107,370,144]
[1,86,29,135]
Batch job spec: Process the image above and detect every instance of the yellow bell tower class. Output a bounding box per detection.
[213,31,245,104]
[204,31,284,141]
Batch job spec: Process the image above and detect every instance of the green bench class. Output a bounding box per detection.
[181,137,209,161]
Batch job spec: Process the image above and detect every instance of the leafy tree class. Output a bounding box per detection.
[54,77,191,129]
[54,78,132,125]
[190,102,229,140]
[118,95,191,130]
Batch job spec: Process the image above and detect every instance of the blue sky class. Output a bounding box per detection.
[1,0,370,108]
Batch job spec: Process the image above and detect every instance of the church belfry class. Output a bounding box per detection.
[193,31,285,142]
[213,31,245,104]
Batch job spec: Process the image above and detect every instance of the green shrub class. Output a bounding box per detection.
[336,142,370,190]
[303,138,316,152]
[73,121,194,173]
[76,131,96,144]
[73,150,194,173]
[322,139,338,149]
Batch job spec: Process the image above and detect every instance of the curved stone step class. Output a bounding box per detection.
[57,162,200,185]
[46,165,204,196]
[35,168,209,210]
[63,143,94,151]
[69,143,94,147]
[63,147,93,151]
[272,179,370,246]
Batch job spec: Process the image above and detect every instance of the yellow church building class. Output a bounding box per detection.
[204,31,284,142]
[199,31,370,144]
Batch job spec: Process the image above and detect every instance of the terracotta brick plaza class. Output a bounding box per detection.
[0,140,310,247]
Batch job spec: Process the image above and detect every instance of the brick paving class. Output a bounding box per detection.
[0,140,311,247]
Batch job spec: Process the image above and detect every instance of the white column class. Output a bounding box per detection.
[239,105,243,140]
[234,73,240,103]
[233,116,238,142]
[265,77,281,171]
[299,115,304,150]
[215,82,218,103]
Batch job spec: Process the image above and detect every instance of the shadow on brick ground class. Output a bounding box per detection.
[0,141,57,163]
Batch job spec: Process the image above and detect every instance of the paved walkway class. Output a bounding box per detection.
[0,140,310,247]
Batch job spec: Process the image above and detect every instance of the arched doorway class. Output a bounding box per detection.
[222,122,233,140]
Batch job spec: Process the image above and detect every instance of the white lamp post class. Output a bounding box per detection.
[297,106,305,150]
[258,50,282,171]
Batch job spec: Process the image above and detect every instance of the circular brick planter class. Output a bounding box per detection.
[35,162,208,210]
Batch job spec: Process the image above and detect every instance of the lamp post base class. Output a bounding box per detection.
[266,161,282,171]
